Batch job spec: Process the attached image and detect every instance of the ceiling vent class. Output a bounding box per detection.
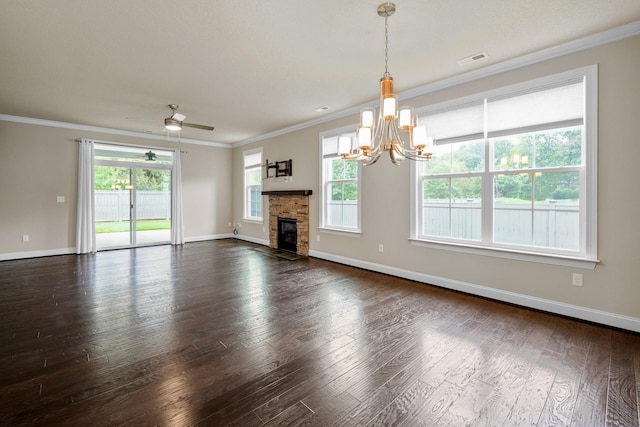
[457,52,488,66]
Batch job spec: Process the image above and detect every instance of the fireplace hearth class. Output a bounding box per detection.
[277,217,297,253]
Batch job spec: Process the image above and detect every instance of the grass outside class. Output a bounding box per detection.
[95,219,171,234]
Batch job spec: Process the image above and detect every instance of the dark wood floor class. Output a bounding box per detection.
[1,240,639,426]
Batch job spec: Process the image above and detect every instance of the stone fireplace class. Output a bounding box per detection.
[262,190,312,256]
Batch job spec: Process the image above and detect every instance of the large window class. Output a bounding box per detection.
[412,67,597,265]
[320,130,361,232]
[243,149,262,221]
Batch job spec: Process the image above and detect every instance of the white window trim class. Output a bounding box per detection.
[319,125,362,234]
[410,65,598,268]
[243,147,263,222]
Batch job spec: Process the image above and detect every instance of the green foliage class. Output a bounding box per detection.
[495,174,532,200]
[423,128,582,204]
[327,158,358,201]
[246,167,261,186]
[95,219,170,234]
[425,140,484,176]
[423,177,481,200]
[330,158,358,180]
[493,127,582,170]
[94,166,170,191]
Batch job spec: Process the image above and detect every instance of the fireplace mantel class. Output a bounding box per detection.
[262,190,312,196]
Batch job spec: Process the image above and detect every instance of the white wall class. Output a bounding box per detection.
[0,121,233,258]
[232,35,640,331]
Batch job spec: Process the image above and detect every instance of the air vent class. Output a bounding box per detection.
[457,52,488,66]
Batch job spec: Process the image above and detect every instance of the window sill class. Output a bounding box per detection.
[318,227,362,238]
[409,238,599,270]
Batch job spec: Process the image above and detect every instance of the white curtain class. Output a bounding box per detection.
[76,139,96,254]
[171,149,184,245]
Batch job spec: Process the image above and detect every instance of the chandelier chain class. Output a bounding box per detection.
[384,15,389,76]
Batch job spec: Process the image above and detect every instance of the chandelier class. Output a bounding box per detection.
[340,2,434,165]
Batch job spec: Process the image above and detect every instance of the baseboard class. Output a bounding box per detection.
[185,233,234,243]
[233,234,270,246]
[0,247,76,261]
[309,249,640,333]
[0,235,235,260]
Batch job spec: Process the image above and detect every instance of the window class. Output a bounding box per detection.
[320,129,361,232]
[412,66,597,266]
[243,149,262,221]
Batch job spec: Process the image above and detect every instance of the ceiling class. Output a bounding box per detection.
[1,1,640,146]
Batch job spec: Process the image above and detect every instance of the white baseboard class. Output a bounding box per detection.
[185,233,234,243]
[309,249,640,333]
[0,235,236,260]
[0,247,76,261]
[233,234,269,246]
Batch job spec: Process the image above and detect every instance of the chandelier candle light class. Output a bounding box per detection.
[340,2,434,165]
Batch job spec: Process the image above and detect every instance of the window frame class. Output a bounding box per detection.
[243,148,263,222]
[410,66,598,269]
[319,126,362,234]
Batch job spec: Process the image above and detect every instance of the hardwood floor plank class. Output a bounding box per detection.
[1,240,639,426]
[297,388,360,426]
[367,379,436,426]
[401,379,463,425]
[338,353,432,426]
[570,328,611,426]
[537,345,588,426]
[606,330,640,427]
[261,401,314,426]
[503,364,557,426]
[636,337,640,426]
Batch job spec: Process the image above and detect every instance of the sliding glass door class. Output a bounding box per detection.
[94,165,134,248]
[94,144,173,250]
[135,167,171,245]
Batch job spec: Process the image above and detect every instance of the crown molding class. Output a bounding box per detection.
[234,20,640,147]
[2,21,638,150]
[0,114,232,149]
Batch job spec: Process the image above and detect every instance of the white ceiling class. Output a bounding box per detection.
[1,0,640,145]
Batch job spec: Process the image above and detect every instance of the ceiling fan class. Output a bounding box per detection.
[164,104,214,131]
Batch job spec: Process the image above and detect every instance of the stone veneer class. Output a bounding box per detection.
[267,195,310,256]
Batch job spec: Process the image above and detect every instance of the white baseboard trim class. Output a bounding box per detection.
[233,234,270,246]
[309,249,640,333]
[0,247,76,261]
[185,233,234,243]
[1,235,235,260]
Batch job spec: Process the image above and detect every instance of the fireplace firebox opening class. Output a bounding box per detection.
[277,217,297,254]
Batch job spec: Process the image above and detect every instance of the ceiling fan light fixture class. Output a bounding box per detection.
[164,117,182,131]
[164,104,215,132]
[172,112,187,122]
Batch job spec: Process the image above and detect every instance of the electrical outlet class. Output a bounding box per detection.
[572,273,583,287]
[56,196,65,203]
[378,244,384,253]
[228,222,232,227]
[22,234,29,242]
[316,235,320,242]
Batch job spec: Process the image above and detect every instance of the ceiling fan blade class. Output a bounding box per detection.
[182,122,215,131]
